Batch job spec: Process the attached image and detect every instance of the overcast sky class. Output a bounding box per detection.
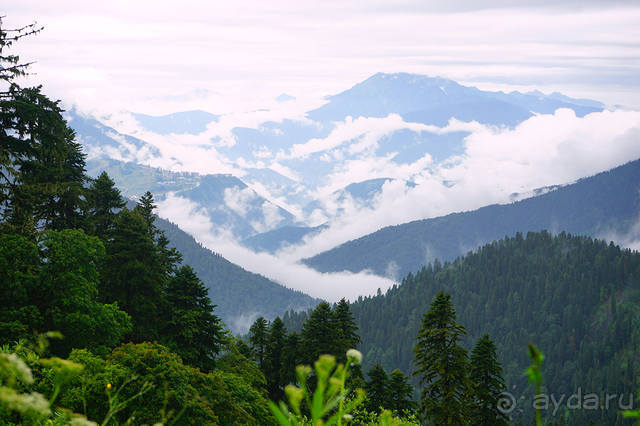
[5,0,640,116]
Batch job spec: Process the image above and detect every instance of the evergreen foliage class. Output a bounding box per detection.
[301,301,339,364]
[413,291,471,424]
[343,232,640,425]
[469,334,509,425]
[364,363,389,414]
[249,316,269,369]
[161,265,224,372]
[85,171,125,239]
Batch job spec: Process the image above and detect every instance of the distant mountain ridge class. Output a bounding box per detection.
[303,158,640,279]
[308,72,603,125]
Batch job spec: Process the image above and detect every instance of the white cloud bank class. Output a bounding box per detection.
[156,193,394,302]
[277,108,640,260]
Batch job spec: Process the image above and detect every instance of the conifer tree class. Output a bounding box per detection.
[365,363,389,414]
[413,291,471,424]
[333,298,360,362]
[86,171,125,239]
[2,87,87,233]
[134,191,159,239]
[249,316,269,368]
[281,331,301,387]
[100,208,164,342]
[388,369,416,413]
[162,265,224,372]
[470,334,509,425]
[265,317,287,400]
[301,301,338,364]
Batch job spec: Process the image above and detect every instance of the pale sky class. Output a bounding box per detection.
[5,0,640,116]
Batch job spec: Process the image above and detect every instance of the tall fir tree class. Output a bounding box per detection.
[413,291,471,425]
[100,208,164,342]
[265,317,287,401]
[281,331,301,388]
[301,301,338,364]
[249,316,269,369]
[162,265,224,372]
[469,334,509,426]
[134,191,159,239]
[333,298,360,362]
[86,171,125,239]
[2,87,87,233]
[365,363,389,414]
[387,369,416,414]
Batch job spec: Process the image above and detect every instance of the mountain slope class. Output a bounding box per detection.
[131,110,219,135]
[242,224,328,253]
[86,158,296,239]
[153,216,319,333]
[288,232,640,425]
[304,158,640,279]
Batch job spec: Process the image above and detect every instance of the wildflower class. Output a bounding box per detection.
[346,349,362,365]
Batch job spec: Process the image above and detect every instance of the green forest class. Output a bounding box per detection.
[2,16,640,426]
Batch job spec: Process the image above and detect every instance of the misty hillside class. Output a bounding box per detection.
[85,157,297,239]
[153,215,319,333]
[70,73,607,229]
[304,158,640,279]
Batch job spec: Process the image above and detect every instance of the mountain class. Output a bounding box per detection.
[86,157,201,199]
[246,178,416,254]
[66,108,161,163]
[307,72,603,125]
[242,224,328,253]
[152,215,319,333]
[86,157,296,239]
[287,231,640,424]
[176,174,296,238]
[70,73,607,234]
[304,158,640,279]
[131,110,219,135]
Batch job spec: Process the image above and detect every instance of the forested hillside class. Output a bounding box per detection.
[304,159,640,279]
[290,231,640,424]
[155,217,319,331]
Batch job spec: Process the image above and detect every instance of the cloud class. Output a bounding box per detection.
[156,193,394,301]
[5,1,640,116]
[223,186,257,217]
[282,114,482,160]
[276,108,640,260]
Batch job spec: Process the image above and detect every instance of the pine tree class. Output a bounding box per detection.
[249,316,269,369]
[365,363,389,414]
[100,208,164,342]
[2,87,87,233]
[333,298,360,362]
[134,191,159,239]
[162,265,224,372]
[86,171,125,239]
[388,369,416,413]
[413,291,471,424]
[281,331,301,388]
[301,301,338,364]
[469,334,509,425]
[265,317,287,400]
